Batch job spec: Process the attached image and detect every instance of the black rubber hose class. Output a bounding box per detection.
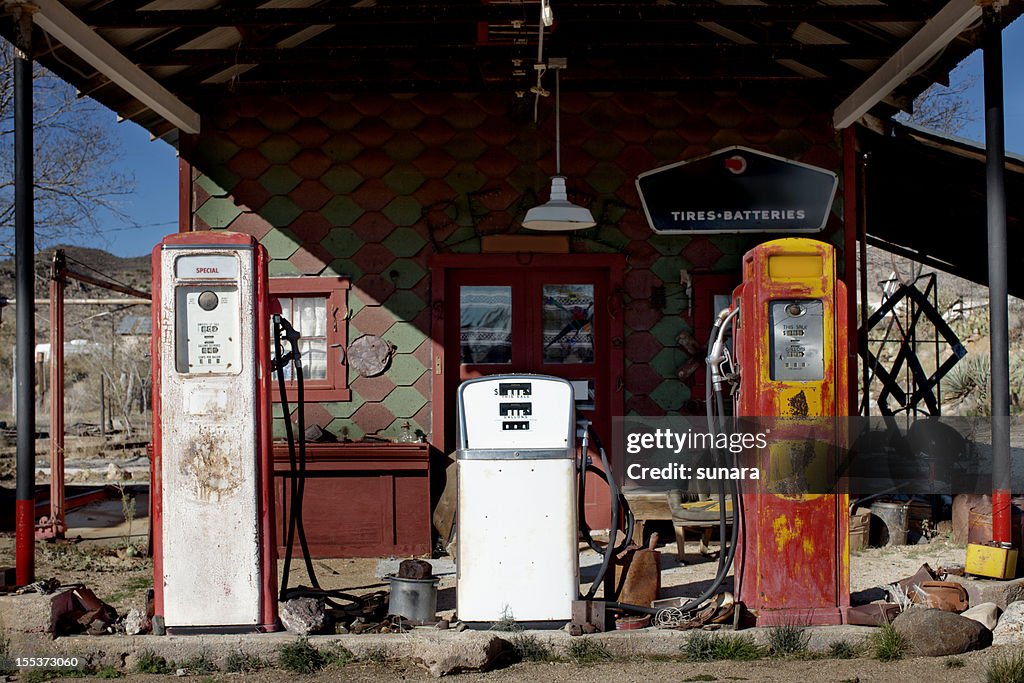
[585,426,627,600]
[274,317,299,602]
[582,464,634,556]
[607,319,742,618]
[275,317,364,612]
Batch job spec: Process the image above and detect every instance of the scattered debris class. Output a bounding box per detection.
[961,602,1001,630]
[398,559,433,580]
[124,607,149,635]
[654,592,735,629]
[280,596,329,636]
[909,581,969,612]
[847,603,901,626]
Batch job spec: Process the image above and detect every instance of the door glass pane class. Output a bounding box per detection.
[460,286,512,364]
[543,284,595,364]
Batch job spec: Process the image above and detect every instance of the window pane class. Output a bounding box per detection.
[460,286,512,364]
[542,284,594,364]
[294,297,327,338]
[300,339,328,380]
[272,296,328,381]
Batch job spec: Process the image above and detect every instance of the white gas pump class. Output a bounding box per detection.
[456,375,578,623]
[151,232,278,633]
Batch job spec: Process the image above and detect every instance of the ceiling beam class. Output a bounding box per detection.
[129,42,895,66]
[81,4,936,28]
[24,0,200,133]
[833,0,981,129]
[188,73,826,96]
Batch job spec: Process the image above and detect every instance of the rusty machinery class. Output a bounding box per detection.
[710,237,850,625]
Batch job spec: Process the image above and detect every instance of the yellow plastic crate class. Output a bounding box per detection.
[965,543,1018,580]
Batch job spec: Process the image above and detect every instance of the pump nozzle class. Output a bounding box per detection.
[707,306,739,391]
[271,314,303,372]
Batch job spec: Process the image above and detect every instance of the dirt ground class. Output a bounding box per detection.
[0,507,1004,682]
[4,649,1019,682]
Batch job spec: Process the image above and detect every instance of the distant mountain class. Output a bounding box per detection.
[0,245,151,300]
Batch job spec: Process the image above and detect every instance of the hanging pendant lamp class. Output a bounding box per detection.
[523,65,596,231]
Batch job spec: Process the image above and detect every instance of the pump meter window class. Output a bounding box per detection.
[174,285,242,374]
[769,299,825,381]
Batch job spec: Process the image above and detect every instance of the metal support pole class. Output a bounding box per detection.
[13,5,36,586]
[45,251,67,539]
[983,5,1012,546]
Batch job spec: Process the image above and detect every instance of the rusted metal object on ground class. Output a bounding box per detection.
[909,581,969,612]
[616,532,661,608]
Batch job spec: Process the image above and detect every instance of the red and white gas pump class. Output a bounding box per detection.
[151,231,278,633]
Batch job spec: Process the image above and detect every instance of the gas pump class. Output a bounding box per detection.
[710,238,849,626]
[151,232,278,633]
[456,375,579,624]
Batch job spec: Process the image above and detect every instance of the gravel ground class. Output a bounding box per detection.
[22,646,1020,682]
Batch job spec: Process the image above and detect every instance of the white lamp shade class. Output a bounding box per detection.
[522,176,596,231]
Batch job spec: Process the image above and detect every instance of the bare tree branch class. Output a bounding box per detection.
[0,42,135,251]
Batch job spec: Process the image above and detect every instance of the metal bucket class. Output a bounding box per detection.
[871,501,909,546]
[386,575,439,623]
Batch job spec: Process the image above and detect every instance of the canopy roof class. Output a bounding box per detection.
[1,1,1019,144]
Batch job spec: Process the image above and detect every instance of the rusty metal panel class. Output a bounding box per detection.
[732,238,849,626]
[158,245,261,628]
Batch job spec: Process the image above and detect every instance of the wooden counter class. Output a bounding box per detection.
[272,442,432,558]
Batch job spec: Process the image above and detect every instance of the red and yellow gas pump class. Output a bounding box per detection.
[151,232,278,633]
[730,238,849,625]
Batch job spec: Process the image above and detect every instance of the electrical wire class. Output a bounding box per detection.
[63,254,139,293]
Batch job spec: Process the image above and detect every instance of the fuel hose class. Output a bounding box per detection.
[274,315,365,613]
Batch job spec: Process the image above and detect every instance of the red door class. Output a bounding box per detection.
[434,256,624,529]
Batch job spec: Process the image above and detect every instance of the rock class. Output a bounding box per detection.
[993,600,1024,645]
[399,559,433,580]
[961,603,1001,631]
[124,608,147,636]
[893,607,992,656]
[279,597,328,636]
[0,588,79,639]
[413,633,508,677]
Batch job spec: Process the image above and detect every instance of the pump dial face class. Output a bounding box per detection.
[198,290,220,311]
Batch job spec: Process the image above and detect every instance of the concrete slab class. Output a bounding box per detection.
[0,622,879,674]
[945,574,1024,609]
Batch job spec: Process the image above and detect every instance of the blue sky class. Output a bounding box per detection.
[85,16,1024,258]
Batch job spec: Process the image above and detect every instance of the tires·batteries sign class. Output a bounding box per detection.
[635,146,838,234]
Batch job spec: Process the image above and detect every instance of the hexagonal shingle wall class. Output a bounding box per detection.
[189,91,844,437]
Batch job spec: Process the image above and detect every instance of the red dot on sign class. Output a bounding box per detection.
[725,156,747,174]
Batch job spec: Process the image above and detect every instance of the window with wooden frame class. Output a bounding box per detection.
[269,276,350,402]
